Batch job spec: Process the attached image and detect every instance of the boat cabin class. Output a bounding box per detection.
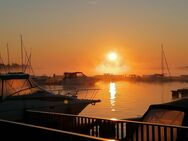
[172,88,188,99]
[0,72,37,100]
[141,98,188,126]
[126,98,188,141]
[63,72,87,79]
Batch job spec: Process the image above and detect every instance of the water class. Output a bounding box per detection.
[78,81,188,119]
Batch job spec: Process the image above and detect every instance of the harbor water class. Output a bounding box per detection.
[79,81,188,119]
[45,81,188,119]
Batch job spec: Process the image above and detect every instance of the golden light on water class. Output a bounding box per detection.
[110,82,116,99]
[109,82,116,111]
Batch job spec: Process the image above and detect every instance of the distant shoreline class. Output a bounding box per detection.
[32,73,188,85]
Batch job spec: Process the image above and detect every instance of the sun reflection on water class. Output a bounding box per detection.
[109,82,116,111]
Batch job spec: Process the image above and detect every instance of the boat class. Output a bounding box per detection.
[0,72,100,121]
[171,88,188,99]
[126,98,188,125]
[62,72,98,86]
[140,98,187,125]
[125,98,188,141]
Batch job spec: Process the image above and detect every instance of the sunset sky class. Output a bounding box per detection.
[0,0,188,76]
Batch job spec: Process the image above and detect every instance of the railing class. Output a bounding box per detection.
[0,119,112,141]
[25,110,188,141]
[46,87,100,100]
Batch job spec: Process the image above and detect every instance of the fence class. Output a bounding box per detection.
[25,110,188,141]
[0,118,112,141]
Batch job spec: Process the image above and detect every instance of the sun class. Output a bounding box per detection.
[107,52,118,61]
[96,51,129,74]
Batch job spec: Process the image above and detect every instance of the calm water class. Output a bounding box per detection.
[77,81,188,119]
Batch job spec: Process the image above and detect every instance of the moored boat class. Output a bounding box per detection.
[62,72,98,86]
[0,72,100,121]
[125,98,188,141]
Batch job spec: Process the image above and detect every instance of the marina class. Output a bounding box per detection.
[0,52,188,140]
[1,73,188,140]
[1,0,188,140]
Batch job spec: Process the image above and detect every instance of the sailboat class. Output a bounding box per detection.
[141,44,171,82]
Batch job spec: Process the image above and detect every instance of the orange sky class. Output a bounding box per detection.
[0,1,188,76]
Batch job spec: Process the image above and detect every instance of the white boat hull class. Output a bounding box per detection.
[0,99,90,121]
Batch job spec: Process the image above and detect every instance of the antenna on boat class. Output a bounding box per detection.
[20,34,24,72]
[6,43,10,72]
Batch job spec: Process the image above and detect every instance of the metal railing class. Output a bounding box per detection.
[0,119,112,141]
[25,110,188,141]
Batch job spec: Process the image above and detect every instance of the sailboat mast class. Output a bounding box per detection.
[161,44,164,76]
[163,49,171,77]
[29,49,35,75]
[20,34,24,72]
[161,44,171,77]
[7,43,10,72]
[0,52,6,73]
